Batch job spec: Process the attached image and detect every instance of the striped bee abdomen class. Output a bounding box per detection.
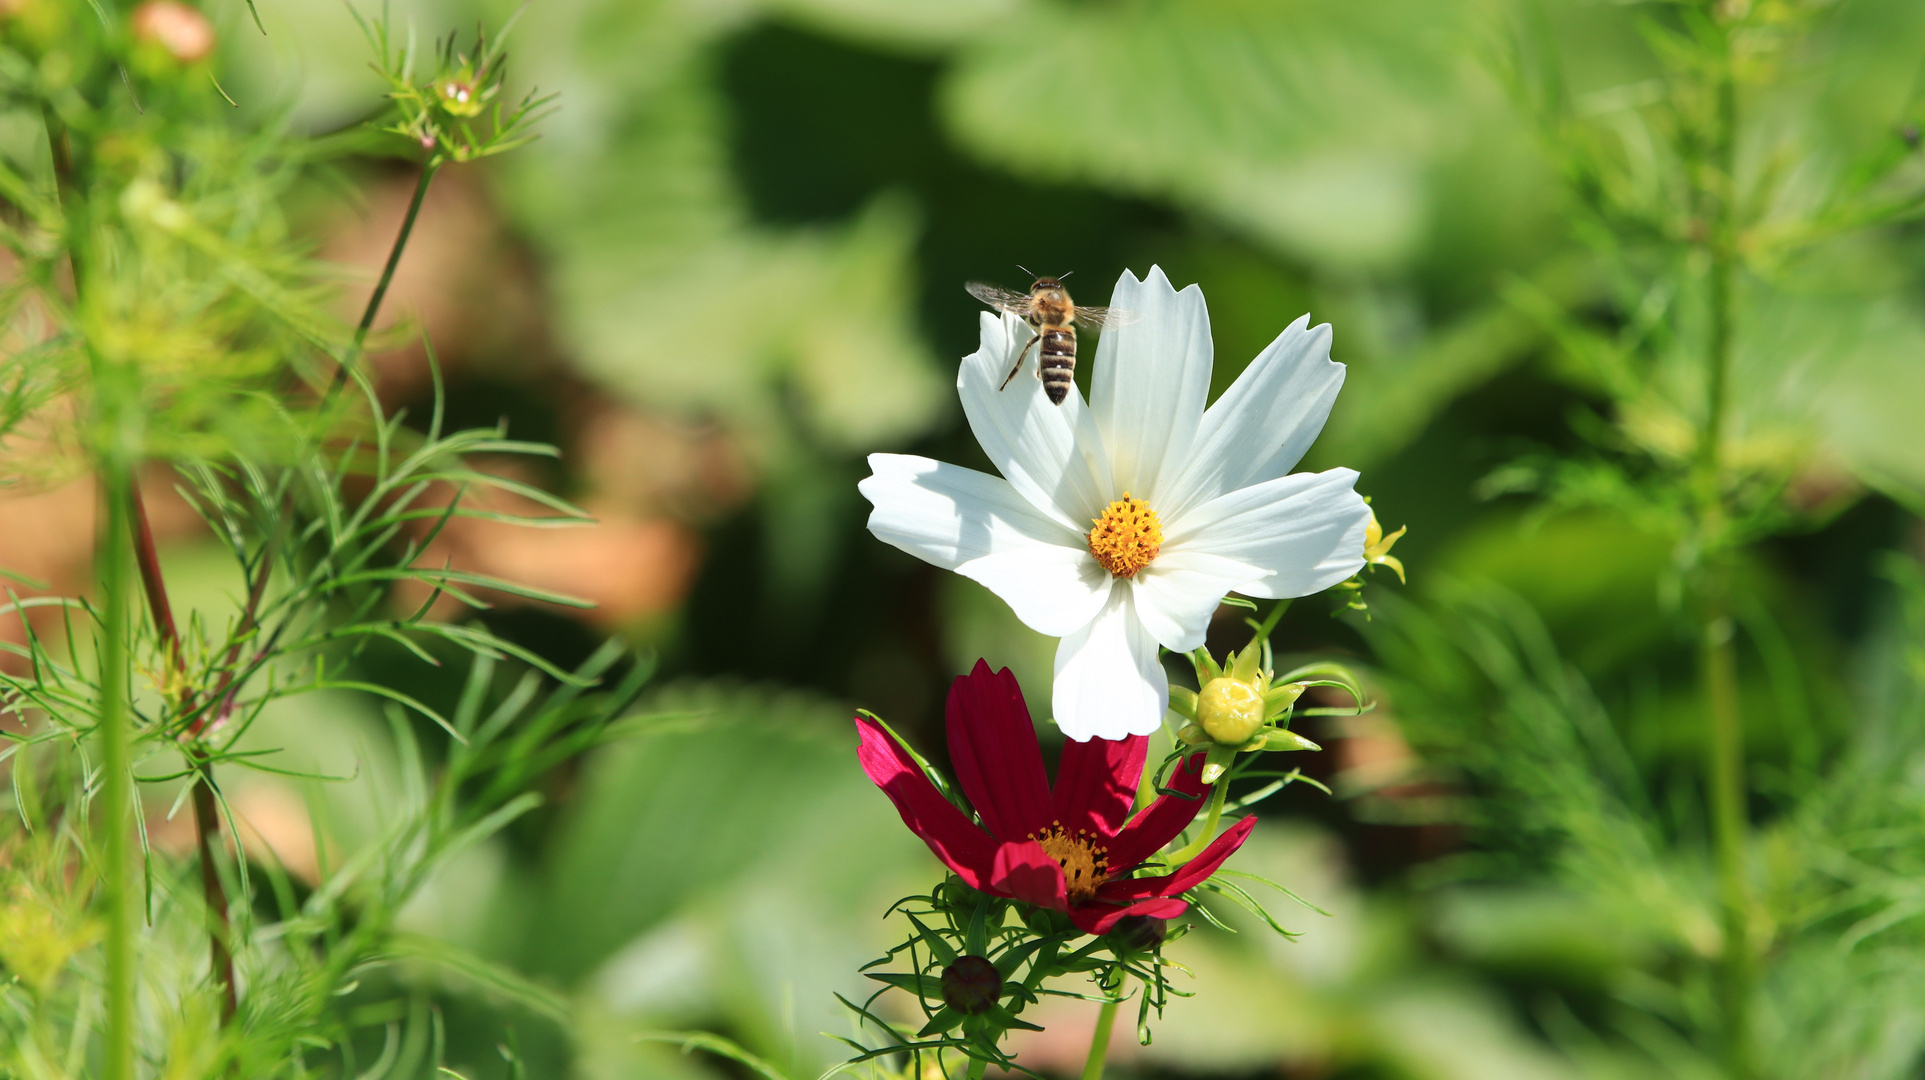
[1039,327,1077,404]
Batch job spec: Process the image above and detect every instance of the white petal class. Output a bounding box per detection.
[1165,469,1370,598]
[1087,266,1212,506]
[859,454,1113,636]
[1159,316,1345,521]
[959,310,1113,530]
[1129,550,1266,653]
[1051,589,1168,742]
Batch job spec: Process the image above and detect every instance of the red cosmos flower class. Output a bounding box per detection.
[856,660,1257,936]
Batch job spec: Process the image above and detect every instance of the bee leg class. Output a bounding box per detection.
[999,333,1040,391]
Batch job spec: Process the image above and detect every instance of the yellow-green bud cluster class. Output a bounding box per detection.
[433,62,493,118]
[1170,640,1321,784]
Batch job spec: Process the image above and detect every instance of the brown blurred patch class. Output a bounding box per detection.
[390,468,702,629]
[572,401,754,524]
[0,464,209,673]
[1330,709,1463,865]
[985,999,1140,1077]
[321,168,548,400]
[318,168,743,634]
[148,781,332,885]
[1783,456,1861,519]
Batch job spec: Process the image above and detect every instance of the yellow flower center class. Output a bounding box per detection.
[1088,494,1162,579]
[1032,821,1110,904]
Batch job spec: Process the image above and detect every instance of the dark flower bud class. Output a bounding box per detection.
[940,955,1001,1015]
[1107,914,1167,952]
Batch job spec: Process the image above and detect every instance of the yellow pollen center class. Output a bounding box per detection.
[1088,494,1162,579]
[1032,821,1110,904]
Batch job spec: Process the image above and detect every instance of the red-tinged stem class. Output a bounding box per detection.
[131,486,179,659]
[191,774,238,1020]
[127,483,239,1023]
[193,526,276,737]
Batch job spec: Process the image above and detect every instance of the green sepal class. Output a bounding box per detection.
[1261,728,1321,752]
[1188,647,1222,684]
[1275,662,1366,710]
[1228,643,1263,685]
[905,913,958,967]
[984,1003,1046,1032]
[1169,685,1199,720]
[964,897,991,957]
[917,1007,964,1036]
[1261,682,1306,718]
[1176,723,1209,746]
[865,972,944,1000]
[1200,744,1239,785]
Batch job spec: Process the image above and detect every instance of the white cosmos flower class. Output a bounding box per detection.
[858,266,1371,741]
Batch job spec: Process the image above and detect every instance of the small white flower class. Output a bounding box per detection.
[859,267,1370,741]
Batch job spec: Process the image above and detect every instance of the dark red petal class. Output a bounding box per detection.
[946,661,1054,843]
[990,839,1068,911]
[1104,750,1212,872]
[1095,816,1258,902]
[856,715,996,889]
[1069,896,1189,937]
[1052,733,1147,841]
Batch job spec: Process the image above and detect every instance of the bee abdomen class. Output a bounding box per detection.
[1039,328,1077,405]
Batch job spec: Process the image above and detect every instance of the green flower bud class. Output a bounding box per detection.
[1197,676,1265,745]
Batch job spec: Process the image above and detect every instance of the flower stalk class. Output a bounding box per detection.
[97,433,137,1080]
[1693,13,1752,1076]
[48,99,141,1070]
[326,156,442,402]
[1081,996,1119,1080]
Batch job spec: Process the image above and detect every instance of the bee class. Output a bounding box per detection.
[965,271,1134,405]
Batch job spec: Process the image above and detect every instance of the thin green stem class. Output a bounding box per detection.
[322,157,442,406]
[1080,999,1120,1080]
[1169,778,1230,863]
[97,394,137,1080]
[51,98,136,1080]
[1696,14,1751,1077]
[1703,582,1750,1072]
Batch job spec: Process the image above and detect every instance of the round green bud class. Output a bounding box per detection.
[1197,676,1265,745]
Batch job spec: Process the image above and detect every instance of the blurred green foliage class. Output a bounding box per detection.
[9,0,1925,1076]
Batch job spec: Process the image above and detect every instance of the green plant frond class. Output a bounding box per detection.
[383,934,569,1024]
[634,1031,793,1080]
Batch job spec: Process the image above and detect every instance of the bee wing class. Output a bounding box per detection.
[966,281,1034,315]
[1072,305,1141,331]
